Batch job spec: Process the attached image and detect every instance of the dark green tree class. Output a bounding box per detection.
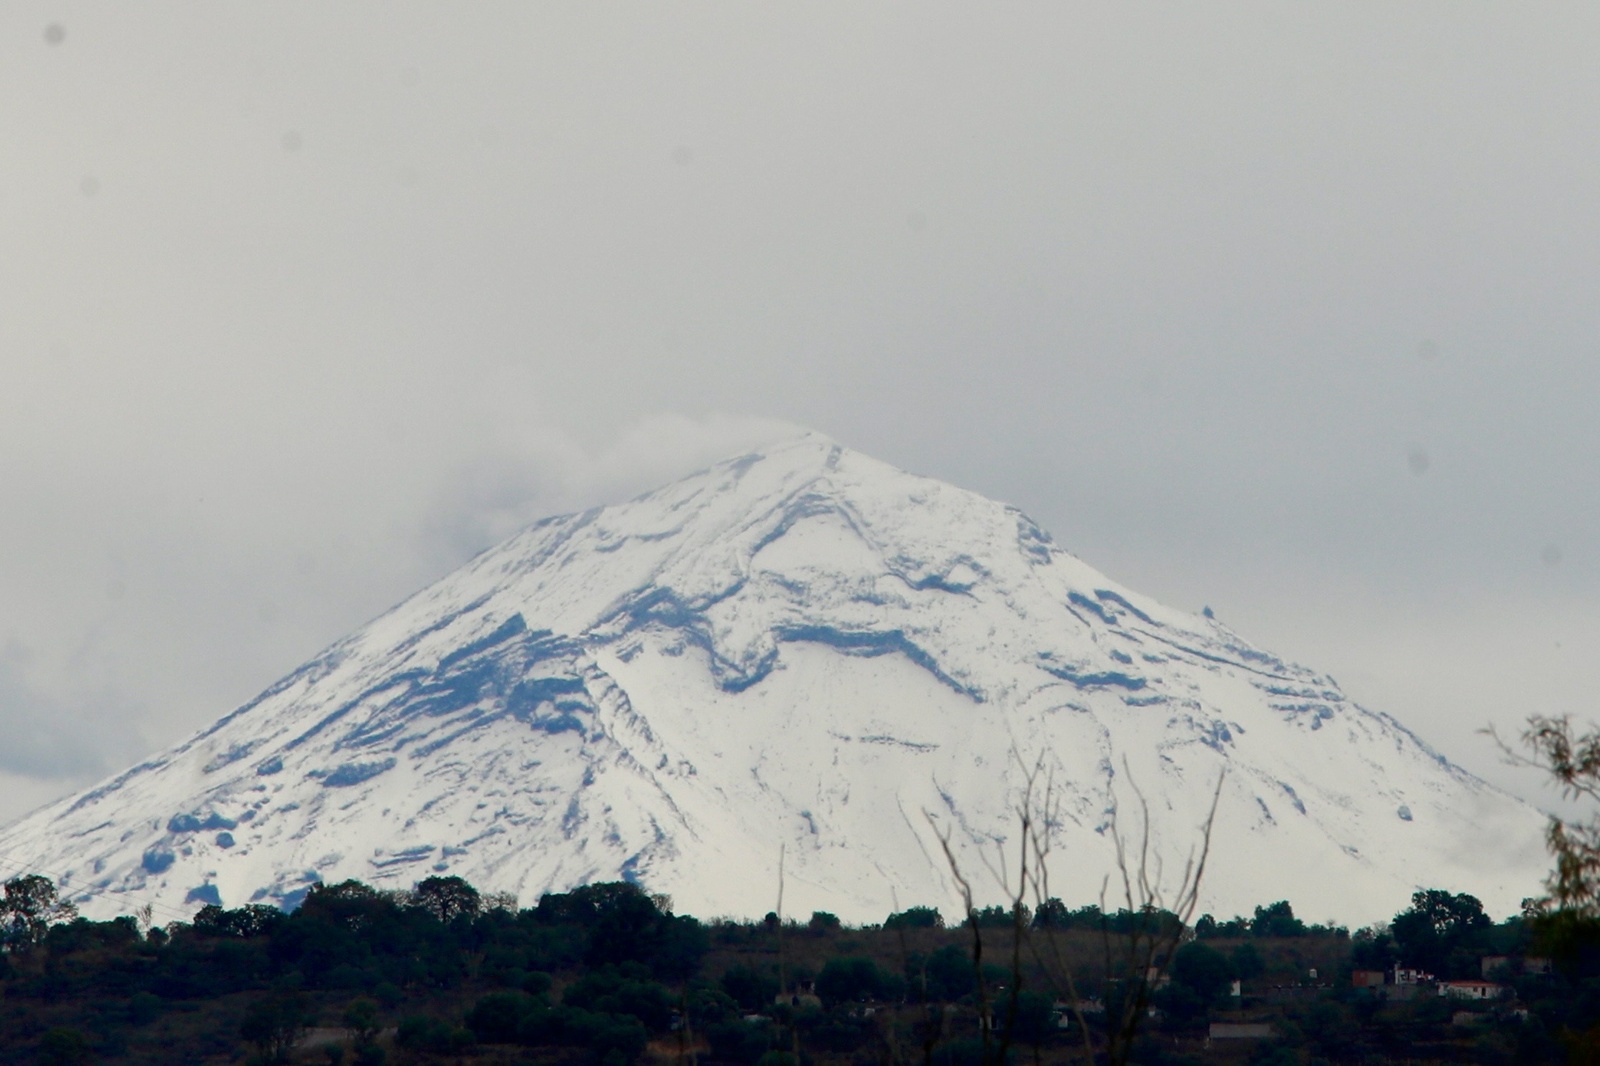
[884,905,943,929]
[411,875,481,923]
[972,903,1030,928]
[128,991,162,1026]
[1230,941,1265,981]
[1303,1000,1361,1060]
[344,996,382,1044]
[538,881,706,977]
[924,943,976,1002]
[1349,925,1398,971]
[1,874,77,951]
[722,962,780,1010]
[1170,941,1233,1004]
[466,990,538,1043]
[1391,889,1489,974]
[1154,941,1234,1028]
[1251,901,1305,938]
[396,1015,475,1054]
[816,957,890,1006]
[194,902,286,938]
[1193,913,1252,938]
[1031,898,1069,928]
[562,966,675,1030]
[807,910,841,934]
[1004,988,1057,1050]
[240,990,311,1063]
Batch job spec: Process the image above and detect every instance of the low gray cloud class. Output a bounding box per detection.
[417,412,803,566]
[1,3,1598,826]
[0,644,140,781]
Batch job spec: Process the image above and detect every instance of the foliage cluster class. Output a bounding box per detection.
[5,867,1600,1065]
[1191,899,1347,940]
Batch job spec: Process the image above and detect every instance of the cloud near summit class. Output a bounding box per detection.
[0,643,141,782]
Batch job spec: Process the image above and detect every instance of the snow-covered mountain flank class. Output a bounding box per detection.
[0,436,1549,925]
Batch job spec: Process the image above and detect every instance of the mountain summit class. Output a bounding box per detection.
[0,435,1548,922]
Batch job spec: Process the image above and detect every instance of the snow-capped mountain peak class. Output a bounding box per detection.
[0,435,1548,923]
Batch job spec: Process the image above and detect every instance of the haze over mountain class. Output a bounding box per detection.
[0,435,1549,924]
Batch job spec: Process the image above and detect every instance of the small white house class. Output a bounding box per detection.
[1393,966,1432,985]
[1437,981,1504,1001]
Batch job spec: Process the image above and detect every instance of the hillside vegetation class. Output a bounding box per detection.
[3,874,1598,1065]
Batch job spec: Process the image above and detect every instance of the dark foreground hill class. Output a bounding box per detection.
[2,873,1596,1066]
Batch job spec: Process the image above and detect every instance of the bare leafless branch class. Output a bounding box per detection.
[928,751,1224,1066]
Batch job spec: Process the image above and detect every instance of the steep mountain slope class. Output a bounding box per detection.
[0,436,1549,924]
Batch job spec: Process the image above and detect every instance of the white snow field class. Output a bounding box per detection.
[0,435,1549,925]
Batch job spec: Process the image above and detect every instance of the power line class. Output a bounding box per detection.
[0,857,194,925]
[0,850,201,926]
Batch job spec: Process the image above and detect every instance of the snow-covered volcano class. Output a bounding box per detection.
[0,436,1549,924]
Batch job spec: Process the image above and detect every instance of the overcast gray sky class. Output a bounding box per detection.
[4,3,1599,824]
